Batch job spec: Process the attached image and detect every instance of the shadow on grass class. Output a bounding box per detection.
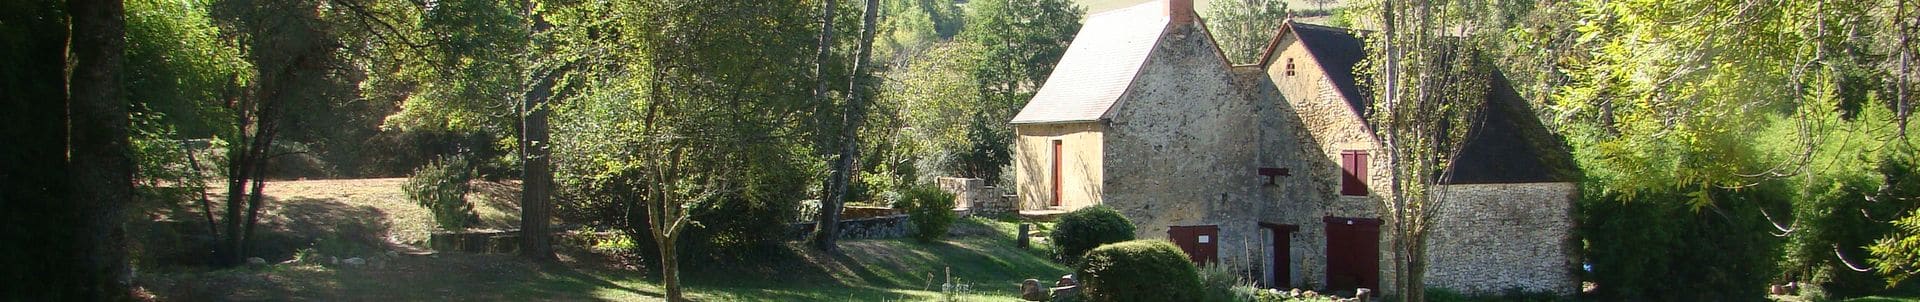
[535,260,662,300]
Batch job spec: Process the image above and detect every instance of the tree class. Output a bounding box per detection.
[208,0,372,265]
[807,0,843,252]
[1203,0,1288,64]
[883,41,986,182]
[813,0,881,253]
[0,1,77,296]
[948,0,1081,183]
[1352,0,1504,299]
[67,0,134,298]
[519,0,558,262]
[1523,0,1907,298]
[537,0,819,299]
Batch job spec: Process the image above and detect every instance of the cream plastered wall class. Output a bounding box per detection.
[1013,122,1106,212]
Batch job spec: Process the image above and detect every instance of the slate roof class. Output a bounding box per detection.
[1262,21,1576,184]
[1009,2,1170,124]
[1447,70,1578,184]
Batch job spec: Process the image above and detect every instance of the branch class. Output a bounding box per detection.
[1837,244,1875,272]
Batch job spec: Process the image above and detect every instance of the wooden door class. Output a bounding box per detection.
[1168,225,1220,265]
[1324,217,1380,292]
[1051,140,1062,206]
[1262,223,1297,288]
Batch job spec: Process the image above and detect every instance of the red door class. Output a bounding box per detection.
[1324,217,1380,292]
[1262,223,1297,288]
[1051,140,1062,206]
[1168,225,1220,265]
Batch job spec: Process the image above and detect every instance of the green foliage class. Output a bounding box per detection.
[883,41,983,182]
[1198,263,1258,302]
[125,0,245,138]
[1868,146,1920,285]
[1075,240,1203,302]
[542,0,820,270]
[1202,0,1286,64]
[405,155,476,231]
[1785,172,1901,296]
[929,0,1080,183]
[901,185,958,242]
[1579,186,1784,301]
[876,0,965,59]
[1053,205,1137,263]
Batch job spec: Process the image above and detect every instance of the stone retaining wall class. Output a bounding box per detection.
[789,214,910,240]
[937,177,1014,215]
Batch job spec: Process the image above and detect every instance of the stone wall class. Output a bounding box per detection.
[1424,182,1578,296]
[789,214,910,240]
[1101,20,1266,276]
[938,177,1013,215]
[1252,28,1400,293]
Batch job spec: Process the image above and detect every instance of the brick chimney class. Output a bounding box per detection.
[1167,0,1193,24]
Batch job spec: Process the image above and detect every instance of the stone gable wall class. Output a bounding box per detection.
[1424,182,1578,296]
[1255,31,1400,293]
[1102,21,1267,276]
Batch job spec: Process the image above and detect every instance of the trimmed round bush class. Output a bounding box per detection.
[1076,240,1202,301]
[900,185,957,242]
[1053,205,1136,262]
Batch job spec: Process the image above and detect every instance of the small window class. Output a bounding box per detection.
[1285,58,1296,76]
[1340,150,1368,196]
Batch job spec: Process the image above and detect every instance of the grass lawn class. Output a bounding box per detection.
[143,218,1064,301]
[140,179,1067,301]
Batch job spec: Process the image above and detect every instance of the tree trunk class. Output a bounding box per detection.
[519,75,556,261]
[240,137,272,260]
[518,1,557,262]
[809,0,842,251]
[818,0,880,253]
[659,232,682,301]
[809,0,840,251]
[0,2,73,297]
[66,0,132,298]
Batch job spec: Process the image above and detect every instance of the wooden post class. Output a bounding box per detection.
[1018,223,1031,248]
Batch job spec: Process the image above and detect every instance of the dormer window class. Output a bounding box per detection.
[1285,58,1297,76]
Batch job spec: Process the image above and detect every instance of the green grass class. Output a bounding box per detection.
[1850,297,1920,302]
[141,216,1068,301]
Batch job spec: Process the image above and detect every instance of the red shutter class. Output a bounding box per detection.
[1355,152,1368,194]
[1341,151,1369,196]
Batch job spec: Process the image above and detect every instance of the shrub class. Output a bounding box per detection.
[1198,263,1256,302]
[900,185,957,242]
[405,155,476,231]
[1581,185,1782,301]
[1076,240,1202,301]
[1054,206,1136,263]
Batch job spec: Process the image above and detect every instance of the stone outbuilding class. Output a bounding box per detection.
[1009,0,1579,296]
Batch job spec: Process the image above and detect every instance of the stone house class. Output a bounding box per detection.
[1008,0,1579,296]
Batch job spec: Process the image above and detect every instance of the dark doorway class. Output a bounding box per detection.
[1323,217,1380,293]
[1168,225,1220,265]
[1261,222,1297,288]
